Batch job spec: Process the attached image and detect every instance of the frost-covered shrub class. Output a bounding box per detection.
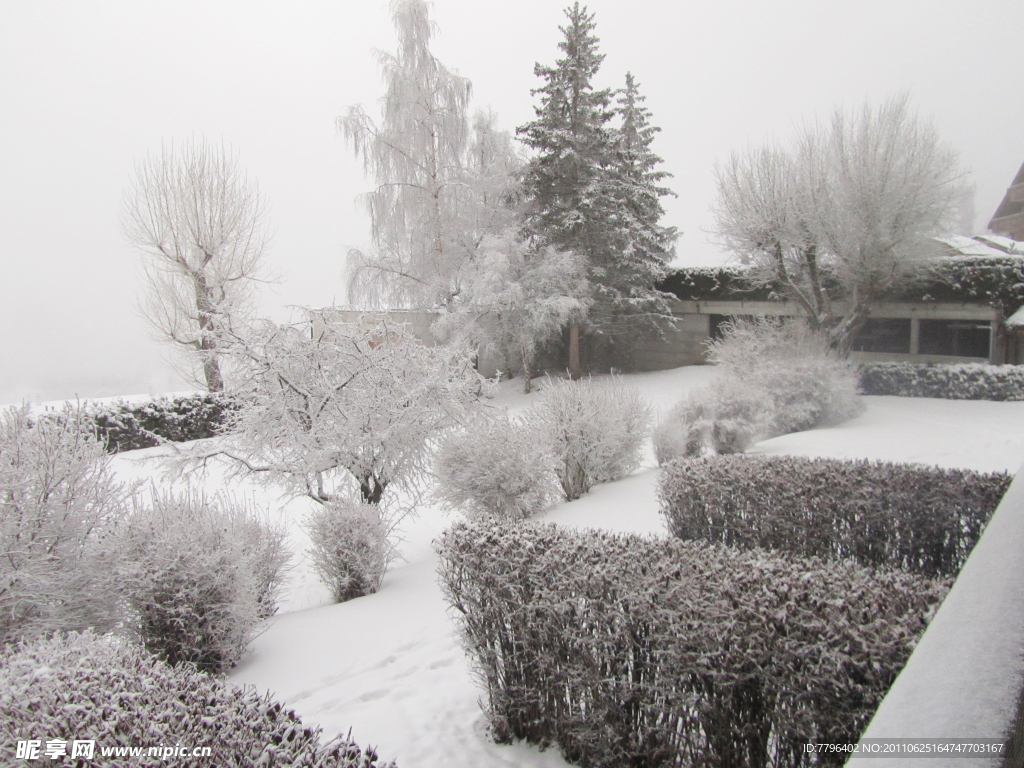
[707,316,863,435]
[0,631,395,767]
[306,501,392,603]
[859,362,1024,400]
[529,377,652,500]
[434,414,561,520]
[438,521,946,767]
[660,455,1010,578]
[0,405,128,645]
[115,492,285,672]
[652,379,771,463]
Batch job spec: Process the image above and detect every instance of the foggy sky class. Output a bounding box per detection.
[2,0,1022,404]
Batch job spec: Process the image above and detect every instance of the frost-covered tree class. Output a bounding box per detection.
[340,0,521,310]
[517,6,676,370]
[435,231,590,392]
[122,139,270,392]
[184,313,488,509]
[0,405,129,644]
[602,73,677,324]
[714,95,964,353]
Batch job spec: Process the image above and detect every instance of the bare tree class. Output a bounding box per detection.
[122,139,270,391]
[714,95,965,353]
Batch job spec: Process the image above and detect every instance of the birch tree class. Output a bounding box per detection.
[714,95,964,353]
[342,0,497,310]
[122,140,269,392]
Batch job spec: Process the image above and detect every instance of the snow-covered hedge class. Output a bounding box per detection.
[660,455,1011,578]
[530,378,651,500]
[434,414,562,520]
[116,492,289,672]
[0,631,394,767]
[859,362,1024,400]
[306,501,392,603]
[437,521,946,768]
[70,393,240,452]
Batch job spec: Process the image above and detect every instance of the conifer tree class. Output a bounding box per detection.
[517,5,676,371]
[607,72,677,306]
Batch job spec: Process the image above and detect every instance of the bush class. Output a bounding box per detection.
[434,414,562,520]
[306,501,392,603]
[0,631,395,767]
[707,316,863,435]
[660,455,1010,578]
[652,379,771,463]
[529,377,652,500]
[115,492,288,672]
[437,520,947,768]
[0,405,128,645]
[859,362,1024,400]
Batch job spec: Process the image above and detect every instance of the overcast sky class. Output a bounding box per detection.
[2,0,1023,404]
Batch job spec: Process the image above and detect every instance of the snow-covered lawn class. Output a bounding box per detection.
[110,366,1024,767]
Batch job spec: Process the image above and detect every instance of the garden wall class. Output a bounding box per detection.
[848,459,1024,768]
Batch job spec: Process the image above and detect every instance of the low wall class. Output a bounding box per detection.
[847,461,1024,768]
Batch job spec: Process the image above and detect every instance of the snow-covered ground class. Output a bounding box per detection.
[108,366,1024,767]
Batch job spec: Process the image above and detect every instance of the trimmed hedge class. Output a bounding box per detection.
[859,362,1024,401]
[438,520,947,768]
[660,455,1010,578]
[0,631,394,767]
[67,393,239,453]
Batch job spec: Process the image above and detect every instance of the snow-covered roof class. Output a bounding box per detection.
[936,234,1024,259]
[1005,305,1024,328]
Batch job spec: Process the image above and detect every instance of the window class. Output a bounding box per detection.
[852,318,911,354]
[919,320,991,358]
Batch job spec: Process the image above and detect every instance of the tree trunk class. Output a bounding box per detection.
[360,476,386,505]
[522,345,533,394]
[194,274,224,392]
[568,324,580,380]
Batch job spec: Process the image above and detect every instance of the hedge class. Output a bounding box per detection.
[437,520,947,768]
[0,631,394,767]
[859,362,1024,401]
[659,455,1010,578]
[57,393,240,453]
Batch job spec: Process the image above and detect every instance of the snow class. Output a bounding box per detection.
[102,366,1024,767]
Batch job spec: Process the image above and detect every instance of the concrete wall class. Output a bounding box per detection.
[847,461,1024,768]
[628,313,711,371]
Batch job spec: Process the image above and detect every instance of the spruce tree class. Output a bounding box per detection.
[517,5,676,370]
[607,72,677,307]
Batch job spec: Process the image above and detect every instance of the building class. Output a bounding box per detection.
[989,161,1024,241]
[637,236,1024,370]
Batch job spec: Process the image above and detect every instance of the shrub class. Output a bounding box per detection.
[529,377,652,500]
[115,492,288,672]
[707,316,863,435]
[434,414,562,520]
[660,455,1010,578]
[438,520,947,768]
[0,405,128,645]
[652,378,771,463]
[0,631,395,767]
[859,362,1024,400]
[306,501,392,603]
